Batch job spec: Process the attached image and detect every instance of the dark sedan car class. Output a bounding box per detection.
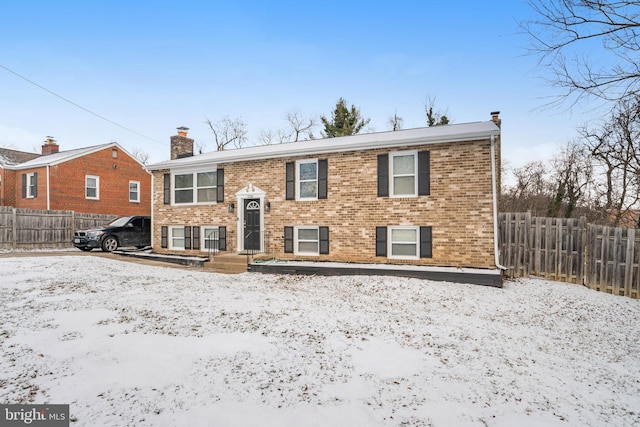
[72,216,151,252]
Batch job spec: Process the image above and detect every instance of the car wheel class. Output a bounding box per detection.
[102,236,119,252]
[79,247,93,252]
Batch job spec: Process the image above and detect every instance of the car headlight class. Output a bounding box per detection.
[86,231,105,239]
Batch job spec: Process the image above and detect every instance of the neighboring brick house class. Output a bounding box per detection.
[0,148,41,207]
[147,113,503,272]
[0,138,151,216]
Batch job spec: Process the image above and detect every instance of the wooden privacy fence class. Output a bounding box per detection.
[0,207,116,250]
[499,212,640,299]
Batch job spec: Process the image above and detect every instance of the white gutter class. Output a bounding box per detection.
[491,134,507,271]
[46,165,51,210]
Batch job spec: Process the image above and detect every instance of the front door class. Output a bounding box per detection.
[244,199,261,251]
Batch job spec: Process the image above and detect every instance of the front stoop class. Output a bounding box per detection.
[204,254,248,274]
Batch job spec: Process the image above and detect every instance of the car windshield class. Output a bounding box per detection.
[106,217,132,227]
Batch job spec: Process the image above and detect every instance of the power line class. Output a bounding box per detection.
[0,63,165,144]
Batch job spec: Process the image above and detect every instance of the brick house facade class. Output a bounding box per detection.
[148,115,502,270]
[1,139,151,216]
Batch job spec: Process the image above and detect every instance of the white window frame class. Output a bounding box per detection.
[388,226,420,260]
[86,175,100,200]
[26,173,36,198]
[201,225,219,252]
[296,159,318,201]
[294,226,320,256]
[172,169,217,205]
[169,226,186,250]
[390,150,418,197]
[129,180,140,203]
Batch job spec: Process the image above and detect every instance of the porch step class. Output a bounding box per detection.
[204,254,248,274]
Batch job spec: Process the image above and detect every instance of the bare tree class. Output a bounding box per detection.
[547,140,594,218]
[257,128,289,145]
[523,0,640,106]
[205,117,248,151]
[286,109,317,141]
[579,95,640,225]
[424,96,450,126]
[131,148,150,165]
[501,161,553,215]
[387,111,404,131]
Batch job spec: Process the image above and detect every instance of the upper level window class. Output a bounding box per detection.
[86,175,99,200]
[26,173,36,198]
[391,151,417,196]
[112,149,118,158]
[129,181,140,202]
[174,171,217,204]
[297,159,318,200]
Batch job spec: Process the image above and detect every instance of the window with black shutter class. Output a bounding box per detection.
[375,226,387,256]
[193,226,200,250]
[184,226,192,250]
[318,159,328,199]
[216,169,224,202]
[163,174,170,204]
[418,151,430,196]
[161,226,168,248]
[285,162,295,200]
[284,226,293,253]
[420,226,433,258]
[377,155,389,197]
[319,226,329,254]
[219,226,227,251]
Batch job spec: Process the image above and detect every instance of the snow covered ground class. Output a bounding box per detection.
[1,255,639,427]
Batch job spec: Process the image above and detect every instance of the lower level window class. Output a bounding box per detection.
[202,226,219,251]
[170,226,185,250]
[389,226,419,259]
[295,226,319,255]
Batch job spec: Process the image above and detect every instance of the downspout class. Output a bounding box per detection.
[46,165,51,210]
[150,173,154,249]
[491,133,507,271]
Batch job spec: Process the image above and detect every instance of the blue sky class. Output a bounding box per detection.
[0,1,594,172]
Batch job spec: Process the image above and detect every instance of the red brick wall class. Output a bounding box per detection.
[12,147,151,216]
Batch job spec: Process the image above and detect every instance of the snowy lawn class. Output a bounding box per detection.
[1,256,639,427]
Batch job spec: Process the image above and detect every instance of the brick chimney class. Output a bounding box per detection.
[41,136,60,155]
[170,126,194,160]
[490,111,501,128]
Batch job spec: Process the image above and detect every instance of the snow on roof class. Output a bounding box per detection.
[0,148,41,167]
[147,120,500,171]
[7,143,117,170]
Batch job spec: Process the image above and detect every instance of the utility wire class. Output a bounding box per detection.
[0,63,165,144]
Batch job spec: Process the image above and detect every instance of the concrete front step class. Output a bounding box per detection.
[204,254,248,274]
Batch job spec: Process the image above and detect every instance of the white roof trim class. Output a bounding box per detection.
[148,121,500,171]
[8,142,150,172]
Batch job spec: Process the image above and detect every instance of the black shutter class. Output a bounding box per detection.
[285,162,295,200]
[284,226,293,253]
[163,174,170,204]
[376,226,387,257]
[193,226,200,250]
[219,226,227,251]
[377,154,389,197]
[418,151,431,196]
[318,159,328,199]
[161,226,168,248]
[420,226,433,258]
[21,174,26,199]
[184,226,192,250]
[319,226,329,255]
[32,172,37,198]
[217,169,225,203]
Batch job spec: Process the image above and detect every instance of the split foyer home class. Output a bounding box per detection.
[147,113,504,281]
[0,138,151,216]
